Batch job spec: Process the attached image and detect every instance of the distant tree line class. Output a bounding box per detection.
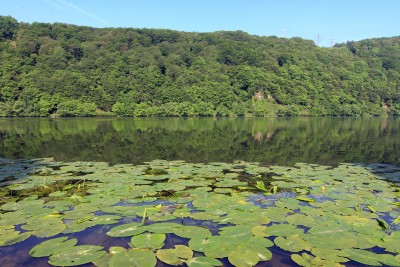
[0,16,399,117]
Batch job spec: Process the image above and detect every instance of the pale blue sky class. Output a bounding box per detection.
[1,0,399,46]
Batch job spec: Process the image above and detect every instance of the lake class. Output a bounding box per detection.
[0,117,399,267]
[1,117,399,166]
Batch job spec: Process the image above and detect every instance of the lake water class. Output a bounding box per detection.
[0,117,399,267]
[0,117,399,166]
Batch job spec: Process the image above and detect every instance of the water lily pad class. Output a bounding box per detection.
[190,212,220,221]
[109,246,127,254]
[109,248,156,267]
[29,237,78,257]
[130,233,165,249]
[156,245,193,266]
[48,245,106,266]
[186,256,222,267]
[189,236,221,252]
[345,249,400,266]
[262,224,304,237]
[173,225,212,239]
[311,248,349,262]
[22,217,66,238]
[107,222,146,237]
[274,235,311,252]
[286,213,315,227]
[0,230,31,246]
[291,252,345,267]
[228,246,260,267]
[146,222,182,233]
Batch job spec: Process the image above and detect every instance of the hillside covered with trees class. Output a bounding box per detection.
[0,16,399,117]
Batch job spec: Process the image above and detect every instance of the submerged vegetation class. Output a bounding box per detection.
[0,158,400,266]
[0,15,400,117]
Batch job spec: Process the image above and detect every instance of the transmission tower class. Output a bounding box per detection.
[281,28,287,38]
[315,34,323,46]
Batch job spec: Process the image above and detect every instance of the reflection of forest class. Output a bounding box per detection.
[0,117,398,166]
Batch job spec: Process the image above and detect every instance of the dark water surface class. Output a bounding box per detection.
[0,117,399,166]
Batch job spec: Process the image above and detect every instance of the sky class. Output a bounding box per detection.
[1,0,399,47]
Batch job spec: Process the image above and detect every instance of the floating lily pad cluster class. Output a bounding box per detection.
[0,158,400,266]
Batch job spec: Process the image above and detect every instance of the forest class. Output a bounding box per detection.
[0,16,399,117]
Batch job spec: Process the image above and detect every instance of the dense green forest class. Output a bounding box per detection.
[0,16,399,117]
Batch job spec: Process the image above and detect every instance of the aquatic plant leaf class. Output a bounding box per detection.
[262,224,304,237]
[296,196,315,203]
[48,245,106,266]
[303,234,357,250]
[286,213,315,227]
[204,243,237,258]
[186,256,222,267]
[376,218,390,231]
[310,248,349,262]
[156,245,193,266]
[0,230,31,246]
[219,225,254,240]
[33,223,67,238]
[291,253,344,267]
[109,246,127,254]
[130,233,165,249]
[92,253,112,267]
[189,212,220,221]
[228,246,259,267]
[274,236,311,252]
[345,249,400,266]
[107,222,146,237]
[9,183,35,191]
[246,236,274,248]
[109,249,157,267]
[29,237,78,257]
[173,225,212,239]
[252,225,268,237]
[146,222,182,233]
[381,232,400,253]
[275,198,300,210]
[189,236,221,252]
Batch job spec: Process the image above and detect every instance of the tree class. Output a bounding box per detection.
[0,16,19,41]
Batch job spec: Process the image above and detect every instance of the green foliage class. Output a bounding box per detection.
[57,100,97,117]
[0,16,19,40]
[0,16,399,117]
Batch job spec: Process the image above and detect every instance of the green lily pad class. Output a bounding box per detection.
[48,245,106,266]
[286,213,315,227]
[173,225,212,239]
[156,245,193,266]
[0,230,31,246]
[228,246,260,267]
[186,256,222,267]
[109,249,157,267]
[311,248,349,262]
[146,222,182,233]
[345,249,400,266]
[190,212,220,221]
[130,233,165,249]
[109,246,127,254]
[29,237,78,257]
[204,243,237,259]
[291,252,345,267]
[189,236,221,252]
[274,235,311,252]
[262,224,304,237]
[107,222,146,237]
